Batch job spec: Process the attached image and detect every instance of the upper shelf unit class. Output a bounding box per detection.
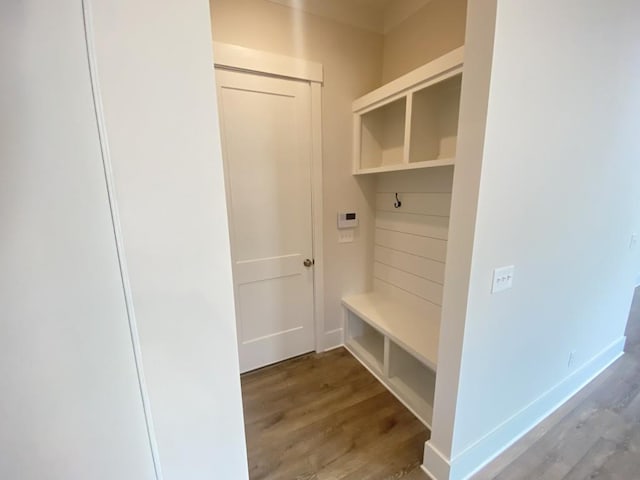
[352,47,464,175]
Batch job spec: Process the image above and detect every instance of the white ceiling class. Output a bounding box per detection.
[265,0,432,33]
[349,0,396,12]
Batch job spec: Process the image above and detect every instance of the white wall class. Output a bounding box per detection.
[90,0,248,478]
[382,0,467,83]
[209,0,383,347]
[0,2,156,478]
[426,1,640,478]
[424,1,498,477]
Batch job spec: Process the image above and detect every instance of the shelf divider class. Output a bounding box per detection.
[402,92,413,165]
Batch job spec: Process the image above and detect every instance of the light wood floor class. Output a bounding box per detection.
[241,347,429,479]
[473,287,640,480]
[241,287,639,480]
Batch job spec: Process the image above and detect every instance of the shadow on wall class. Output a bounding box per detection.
[624,286,640,353]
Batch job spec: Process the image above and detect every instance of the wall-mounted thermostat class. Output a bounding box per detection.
[337,212,358,229]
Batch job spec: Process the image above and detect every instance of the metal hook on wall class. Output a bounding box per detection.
[394,193,402,209]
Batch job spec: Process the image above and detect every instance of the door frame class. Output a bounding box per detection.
[213,42,326,354]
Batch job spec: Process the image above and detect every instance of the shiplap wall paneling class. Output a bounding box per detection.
[374,262,443,305]
[375,228,447,261]
[376,211,449,241]
[373,279,442,328]
[377,192,452,216]
[374,246,446,284]
[373,168,453,311]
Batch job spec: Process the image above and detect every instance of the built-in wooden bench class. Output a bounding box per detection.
[343,292,439,427]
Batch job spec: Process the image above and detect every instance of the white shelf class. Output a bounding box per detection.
[352,47,464,113]
[352,47,464,175]
[342,291,440,371]
[353,158,454,176]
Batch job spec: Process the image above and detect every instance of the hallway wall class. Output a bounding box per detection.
[427,1,640,478]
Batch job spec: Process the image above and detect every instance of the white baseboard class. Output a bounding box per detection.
[323,328,344,351]
[423,336,626,480]
[421,464,435,480]
[422,444,450,480]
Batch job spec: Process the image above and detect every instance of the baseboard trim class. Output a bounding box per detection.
[421,464,437,480]
[323,328,344,351]
[423,336,626,480]
[422,443,450,480]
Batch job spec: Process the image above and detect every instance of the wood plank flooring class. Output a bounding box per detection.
[240,347,429,480]
[241,287,640,480]
[473,287,640,480]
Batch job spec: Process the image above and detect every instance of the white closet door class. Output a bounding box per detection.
[216,69,315,373]
[0,2,155,479]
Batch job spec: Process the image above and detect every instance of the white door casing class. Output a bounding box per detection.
[216,69,317,372]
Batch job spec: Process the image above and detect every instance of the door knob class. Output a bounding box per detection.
[303,258,314,267]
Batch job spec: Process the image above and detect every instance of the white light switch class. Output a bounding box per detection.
[492,265,514,293]
[338,230,354,243]
[631,233,638,249]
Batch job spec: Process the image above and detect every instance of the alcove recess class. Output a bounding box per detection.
[344,47,463,427]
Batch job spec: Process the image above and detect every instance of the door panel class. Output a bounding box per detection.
[216,69,315,373]
[237,274,309,341]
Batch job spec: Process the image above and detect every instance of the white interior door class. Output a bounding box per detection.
[215,69,315,373]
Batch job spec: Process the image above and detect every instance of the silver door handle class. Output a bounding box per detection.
[303,258,314,267]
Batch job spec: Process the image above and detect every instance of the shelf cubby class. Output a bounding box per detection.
[352,47,464,175]
[360,97,406,170]
[388,341,436,426]
[409,73,462,164]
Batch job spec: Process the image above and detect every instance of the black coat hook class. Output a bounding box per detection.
[394,193,402,209]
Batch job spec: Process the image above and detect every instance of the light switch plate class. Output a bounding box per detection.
[338,230,354,243]
[492,265,514,293]
[631,233,638,249]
